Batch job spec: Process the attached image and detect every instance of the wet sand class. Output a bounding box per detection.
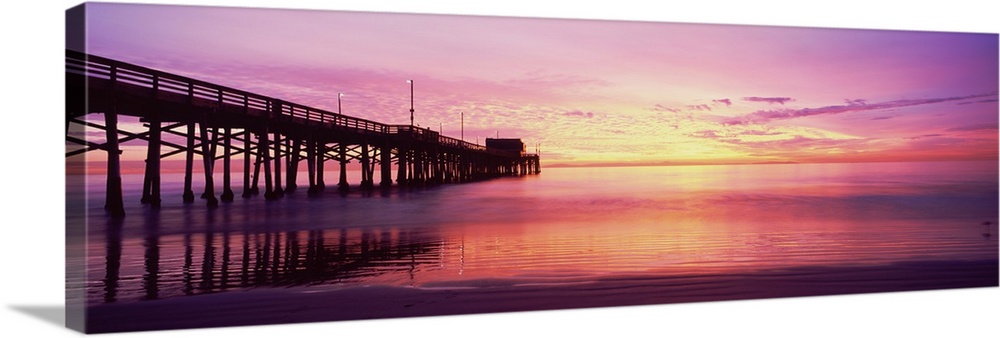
[85,259,998,333]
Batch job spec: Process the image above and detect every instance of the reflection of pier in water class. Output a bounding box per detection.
[96,216,448,304]
[66,50,540,217]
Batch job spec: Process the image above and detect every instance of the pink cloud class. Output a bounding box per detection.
[740,130,784,136]
[563,110,595,118]
[744,97,793,105]
[712,98,732,106]
[726,92,998,125]
[649,104,681,113]
[687,129,783,140]
[956,99,998,105]
[719,135,877,158]
[907,134,944,140]
[947,123,999,132]
[688,104,712,111]
[688,130,722,139]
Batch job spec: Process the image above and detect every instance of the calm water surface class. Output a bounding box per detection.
[70,161,999,304]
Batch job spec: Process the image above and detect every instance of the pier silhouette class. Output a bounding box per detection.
[66,50,541,216]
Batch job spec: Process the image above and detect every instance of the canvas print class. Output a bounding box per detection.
[65,2,998,334]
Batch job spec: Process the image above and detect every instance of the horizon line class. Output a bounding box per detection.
[542,157,999,169]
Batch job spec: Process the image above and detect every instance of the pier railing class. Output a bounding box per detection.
[66,50,511,157]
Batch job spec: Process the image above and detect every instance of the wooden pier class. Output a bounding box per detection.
[66,50,541,216]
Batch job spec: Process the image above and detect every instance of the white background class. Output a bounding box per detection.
[1,1,997,337]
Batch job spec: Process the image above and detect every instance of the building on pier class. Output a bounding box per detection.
[486,138,541,176]
[485,138,526,156]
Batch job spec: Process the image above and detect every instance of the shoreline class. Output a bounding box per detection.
[85,258,999,333]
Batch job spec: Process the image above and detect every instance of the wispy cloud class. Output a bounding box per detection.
[869,116,895,121]
[712,98,732,106]
[563,110,595,118]
[907,134,944,140]
[947,123,999,132]
[718,136,876,159]
[688,104,712,111]
[687,128,784,140]
[688,130,722,139]
[744,97,793,105]
[649,104,681,113]
[740,130,784,136]
[504,71,612,93]
[726,92,997,125]
[956,99,998,105]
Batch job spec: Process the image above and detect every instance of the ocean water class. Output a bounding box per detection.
[69,161,998,305]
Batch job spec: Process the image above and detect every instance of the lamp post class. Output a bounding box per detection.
[406,80,414,126]
[460,111,464,141]
[338,93,343,114]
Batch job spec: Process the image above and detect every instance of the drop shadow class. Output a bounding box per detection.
[8,305,65,328]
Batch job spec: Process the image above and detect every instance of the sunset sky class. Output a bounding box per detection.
[79,3,998,166]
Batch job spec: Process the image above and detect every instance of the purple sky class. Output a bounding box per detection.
[80,3,998,165]
[6,2,998,338]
